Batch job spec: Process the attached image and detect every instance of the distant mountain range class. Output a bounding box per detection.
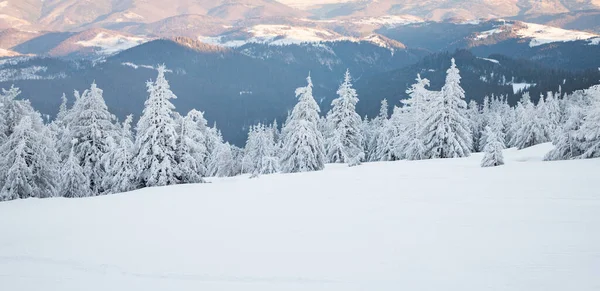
[1,0,600,145]
[1,37,599,145]
[2,0,600,33]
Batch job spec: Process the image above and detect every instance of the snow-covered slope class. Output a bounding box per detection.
[74,32,149,55]
[475,21,599,47]
[1,144,599,291]
[0,47,19,57]
[47,29,151,57]
[199,24,405,52]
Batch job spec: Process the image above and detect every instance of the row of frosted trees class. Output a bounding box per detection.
[0,66,243,201]
[1,60,599,201]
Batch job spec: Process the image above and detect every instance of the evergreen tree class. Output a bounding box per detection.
[61,139,92,198]
[209,142,235,177]
[243,123,280,177]
[545,91,562,136]
[481,125,505,167]
[133,65,181,187]
[280,74,326,173]
[366,99,388,161]
[579,85,600,159]
[511,93,550,149]
[467,100,482,152]
[177,110,209,184]
[0,86,36,137]
[422,58,473,158]
[402,74,431,160]
[325,69,364,166]
[0,117,35,200]
[68,82,118,194]
[0,116,59,200]
[102,115,138,193]
[544,98,586,161]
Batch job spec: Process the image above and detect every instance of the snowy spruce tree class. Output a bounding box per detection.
[578,85,600,159]
[67,82,118,194]
[61,139,92,198]
[422,58,472,158]
[249,123,280,176]
[511,93,550,149]
[0,116,59,200]
[102,115,138,193]
[366,99,389,161]
[544,97,586,161]
[0,117,35,200]
[481,125,505,167]
[402,74,431,160]
[208,142,235,177]
[133,65,181,187]
[280,74,326,173]
[177,110,209,183]
[325,69,364,166]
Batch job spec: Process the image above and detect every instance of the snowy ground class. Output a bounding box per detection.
[1,143,599,291]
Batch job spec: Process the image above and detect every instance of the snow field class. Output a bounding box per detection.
[0,143,599,291]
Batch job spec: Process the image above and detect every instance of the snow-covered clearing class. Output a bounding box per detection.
[76,33,149,55]
[1,143,599,291]
[516,22,599,47]
[512,82,536,94]
[478,57,500,64]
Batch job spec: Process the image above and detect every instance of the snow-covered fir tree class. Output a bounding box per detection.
[177,110,209,184]
[466,100,482,152]
[204,123,224,176]
[0,115,59,200]
[0,86,36,137]
[511,93,550,149]
[243,123,280,177]
[209,142,235,177]
[0,117,35,200]
[578,85,600,159]
[133,65,181,187]
[61,139,92,198]
[325,69,364,166]
[402,74,431,160]
[67,82,118,194]
[102,115,138,193]
[481,125,505,167]
[280,74,326,173]
[545,91,562,137]
[544,95,586,161]
[366,99,389,161]
[422,58,472,158]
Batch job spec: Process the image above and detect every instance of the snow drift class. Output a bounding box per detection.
[0,143,599,291]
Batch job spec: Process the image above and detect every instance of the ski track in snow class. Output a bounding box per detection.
[1,143,599,290]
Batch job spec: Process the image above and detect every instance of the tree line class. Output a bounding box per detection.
[1,60,599,201]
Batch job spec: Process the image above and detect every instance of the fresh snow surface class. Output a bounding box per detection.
[1,143,600,291]
[512,82,536,94]
[76,33,150,55]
